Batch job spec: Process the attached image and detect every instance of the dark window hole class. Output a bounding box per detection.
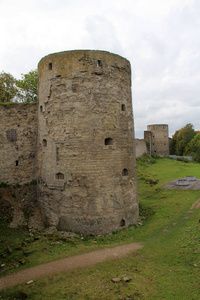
[56,147,59,162]
[120,219,125,227]
[97,60,102,67]
[49,63,52,70]
[40,105,43,113]
[56,172,64,180]
[105,137,113,146]
[122,168,128,176]
[15,160,19,166]
[121,104,126,111]
[42,139,47,147]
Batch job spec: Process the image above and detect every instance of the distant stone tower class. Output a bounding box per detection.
[37,50,138,234]
[144,124,169,157]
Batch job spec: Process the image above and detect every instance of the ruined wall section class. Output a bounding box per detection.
[147,124,169,157]
[135,139,148,158]
[37,50,138,235]
[144,131,152,155]
[0,104,37,184]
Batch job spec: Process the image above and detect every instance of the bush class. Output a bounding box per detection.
[0,182,9,188]
[177,157,189,163]
[137,154,157,166]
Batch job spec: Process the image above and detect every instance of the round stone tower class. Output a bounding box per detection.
[37,50,138,235]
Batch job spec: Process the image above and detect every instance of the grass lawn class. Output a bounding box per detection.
[0,156,200,299]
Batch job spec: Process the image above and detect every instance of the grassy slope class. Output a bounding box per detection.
[0,157,200,299]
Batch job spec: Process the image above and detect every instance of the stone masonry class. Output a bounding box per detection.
[144,124,169,157]
[135,139,148,158]
[37,50,138,234]
[0,50,139,235]
[0,103,37,185]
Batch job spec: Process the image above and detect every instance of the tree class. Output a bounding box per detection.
[16,70,38,103]
[170,130,178,155]
[187,133,200,162]
[0,72,18,102]
[171,123,196,156]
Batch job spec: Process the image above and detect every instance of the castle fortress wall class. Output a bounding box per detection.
[37,50,138,234]
[135,139,148,158]
[0,104,37,185]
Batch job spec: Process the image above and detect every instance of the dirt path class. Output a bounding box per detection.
[0,243,143,290]
[190,198,200,209]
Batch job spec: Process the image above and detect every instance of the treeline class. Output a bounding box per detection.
[171,123,200,162]
[0,70,37,103]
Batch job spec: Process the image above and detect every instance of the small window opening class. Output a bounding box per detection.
[56,172,64,180]
[97,60,102,67]
[6,129,17,142]
[49,63,52,70]
[120,219,125,227]
[121,104,126,111]
[105,137,113,146]
[56,146,59,162]
[17,124,20,127]
[40,105,43,113]
[122,168,128,176]
[42,139,47,147]
[15,160,19,166]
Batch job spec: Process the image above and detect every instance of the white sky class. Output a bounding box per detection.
[1,0,200,138]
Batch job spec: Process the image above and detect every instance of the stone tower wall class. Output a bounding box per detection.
[0,103,37,185]
[147,124,169,157]
[37,50,138,234]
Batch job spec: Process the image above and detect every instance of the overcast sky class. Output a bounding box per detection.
[1,0,200,138]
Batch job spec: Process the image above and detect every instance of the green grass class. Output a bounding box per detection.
[0,157,200,299]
